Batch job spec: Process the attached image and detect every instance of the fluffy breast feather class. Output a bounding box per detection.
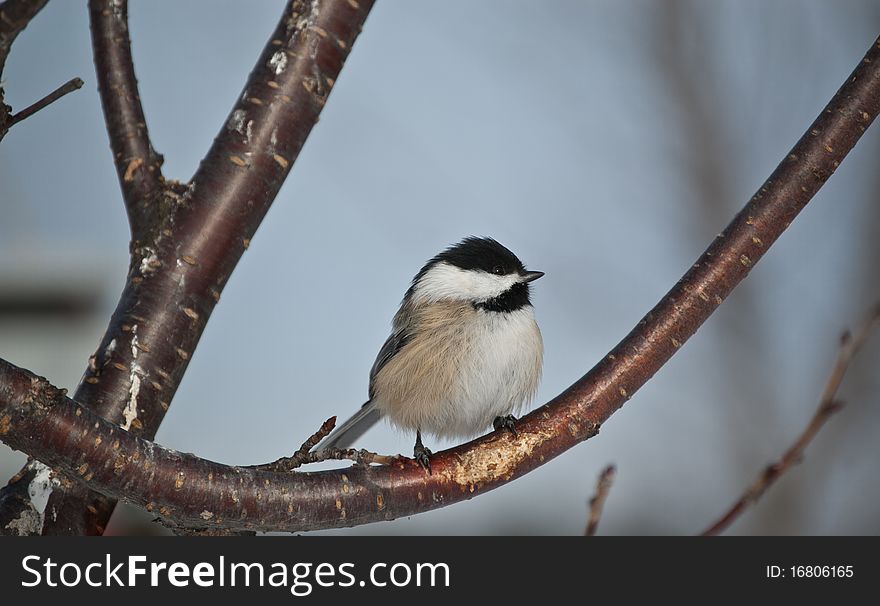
[372,300,543,439]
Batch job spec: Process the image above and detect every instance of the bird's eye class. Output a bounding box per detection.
[492,265,505,275]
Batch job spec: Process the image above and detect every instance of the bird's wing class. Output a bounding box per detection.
[368,329,410,399]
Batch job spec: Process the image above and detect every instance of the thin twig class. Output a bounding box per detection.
[249,416,336,471]
[0,0,51,142]
[248,416,399,472]
[320,449,399,467]
[585,465,616,536]
[701,304,880,536]
[7,77,82,126]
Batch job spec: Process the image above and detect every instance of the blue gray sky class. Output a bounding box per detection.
[1,1,879,534]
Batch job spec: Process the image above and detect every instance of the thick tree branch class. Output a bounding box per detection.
[88,0,164,240]
[22,0,375,535]
[1,33,879,533]
[700,304,880,536]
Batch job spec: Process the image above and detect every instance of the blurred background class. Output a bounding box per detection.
[1,0,878,535]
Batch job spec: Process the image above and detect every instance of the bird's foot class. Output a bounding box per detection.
[413,431,432,474]
[493,414,519,437]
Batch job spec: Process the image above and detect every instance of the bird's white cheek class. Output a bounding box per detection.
[468,273,519,301]
[413,262,519,303]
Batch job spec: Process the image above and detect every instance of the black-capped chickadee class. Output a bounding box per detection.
[318,237,544,470]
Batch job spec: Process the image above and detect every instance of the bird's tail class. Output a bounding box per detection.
[314,401,381,451]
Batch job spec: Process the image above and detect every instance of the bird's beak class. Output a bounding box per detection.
[519,271,544,283]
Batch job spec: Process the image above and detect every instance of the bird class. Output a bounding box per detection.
[317,236,544,471]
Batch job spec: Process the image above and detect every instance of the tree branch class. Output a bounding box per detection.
[4,75,81,124]
[245,417,400,472]
[585,465,616,536]
[254,416,341,471]
[700,304,880,536]
[0,465,41,535]
[0,0,50,141]
[0,0,48,77]
[1,33,879,533]
[18,0,376,535]
[88,0,165,241]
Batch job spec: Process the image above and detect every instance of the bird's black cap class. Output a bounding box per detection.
[419,236,526,277]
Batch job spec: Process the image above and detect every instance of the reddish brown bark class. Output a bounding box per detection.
[25,0,376,535]
[88,0,165,240]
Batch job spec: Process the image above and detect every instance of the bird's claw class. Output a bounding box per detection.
[413,443,432,474]
[413,430,432,474]
[493,414,519,437]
